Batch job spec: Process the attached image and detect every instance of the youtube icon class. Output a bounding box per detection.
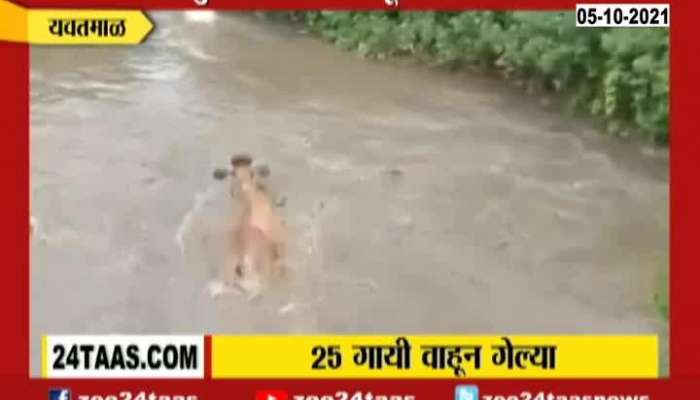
[255,390,289,400]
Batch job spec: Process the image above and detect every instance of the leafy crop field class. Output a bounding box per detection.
[293,11,669,144]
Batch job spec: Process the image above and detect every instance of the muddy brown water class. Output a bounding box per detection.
[30,12,668,375]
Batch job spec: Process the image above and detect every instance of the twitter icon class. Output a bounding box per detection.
[455,385,479,400]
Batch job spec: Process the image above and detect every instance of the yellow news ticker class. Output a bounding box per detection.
[212,335,659,379]
[0,0,152,45]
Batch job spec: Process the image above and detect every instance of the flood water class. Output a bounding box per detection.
[30,12,668,375]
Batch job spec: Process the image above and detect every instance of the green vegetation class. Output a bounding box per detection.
[659,332,669,377]
[653,267,669,322]
[650,255,669,376]
[292,12,669,144]
[654,271,668,377]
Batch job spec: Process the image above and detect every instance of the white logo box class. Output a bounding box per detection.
[42,335,205,379]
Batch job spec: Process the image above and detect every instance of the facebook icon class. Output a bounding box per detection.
[49,388,71,400]
[455,385,479,400]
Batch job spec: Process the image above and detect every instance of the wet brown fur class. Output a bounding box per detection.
[221,154,287,293]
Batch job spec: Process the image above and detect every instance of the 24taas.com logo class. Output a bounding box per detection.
[456,385,479,400]
[49,388,72,400]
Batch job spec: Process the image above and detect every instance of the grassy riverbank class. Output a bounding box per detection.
[290,11,668,145]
